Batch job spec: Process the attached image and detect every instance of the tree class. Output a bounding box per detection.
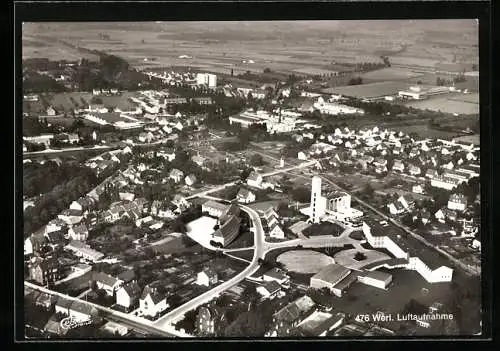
[291,186,311,203]
[263,68,272,74]
[175,308,198,334]
[250,154,265,167]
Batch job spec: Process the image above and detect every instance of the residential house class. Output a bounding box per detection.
[196,268,218,287]
[115,281,142,310]
[236,188,256,204]
[68,223,89,241]
[392,160,405,172]
[257,281,282,300]
[196,305,226,336]
[65,240,104,262]
[185,174,197,187]
[246,171,263,188]
[158,148,176,162]
[93,272,124,296]
[398,195,415,210]
[139,285,168,318]
[35,292,58,311]
[442,161,455,170]
[267,295,316,337]
[28,257,61,286]
[420,210,431,225]
[262,268,289,285]
[409,147,420,158]
[425,169,439,179]
[58,209,84,226]
[448,194,468,212]
[138,132,155,143]
[169,169,184,183]
[69,300,99,322]
[202,200,229,218]
[55,297,73,315]
[373,158,388,172]
[297,151,308,160]
[412,184,424,194]
[191,154,206,168]
[24,231,47,256]
[119,192,135,202]
[387,201,405,215]
[409,165,422,176]
[117,269,136,284]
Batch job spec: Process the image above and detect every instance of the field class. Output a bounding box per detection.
[322,81,408,99]
[361,67,425,82]
[404,96,479,115]
[302,222,344,237]
[276,250,335,274]
[453,134,480,146]
[47,92,139,113]
[23,20,478,79]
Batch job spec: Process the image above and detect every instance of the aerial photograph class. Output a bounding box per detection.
[21,20,481,339]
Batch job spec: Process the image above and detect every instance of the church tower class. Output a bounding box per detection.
[310,176,326,223]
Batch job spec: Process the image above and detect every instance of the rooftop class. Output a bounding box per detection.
[311,264,351,284]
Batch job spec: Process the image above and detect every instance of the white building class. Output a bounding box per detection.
[357,271,393,290]
[196,268,218,287]
[313,97,364,115]
[309,176,327,223]
[196,73,217,88]
[447,194,467,211]
[362,220,453,283]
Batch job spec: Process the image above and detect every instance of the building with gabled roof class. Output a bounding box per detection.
[93,272,124,296]
[116,281,142,310]
[196,268,218,287]
[236,187,256,204]
[257,280,282,299]
[268,295,316,337]
[246,171,263,188]
[139,285,168,318]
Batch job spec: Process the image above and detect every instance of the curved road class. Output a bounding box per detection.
[152,204,266,328]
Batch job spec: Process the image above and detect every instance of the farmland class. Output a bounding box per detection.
[23,20,478,80]
[404,96,479,115]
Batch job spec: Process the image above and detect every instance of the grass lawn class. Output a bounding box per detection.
[303,222,344,237]
[226,249,254,262]
[276,250,335,274]
[224,230,254,250]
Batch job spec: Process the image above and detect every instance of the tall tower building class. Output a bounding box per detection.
[310,176,326,223]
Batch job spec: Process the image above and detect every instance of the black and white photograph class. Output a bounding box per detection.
[17,4,490,341]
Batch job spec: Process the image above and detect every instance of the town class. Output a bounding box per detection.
[22,20,481,339]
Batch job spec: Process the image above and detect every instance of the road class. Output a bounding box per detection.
[24,281,188,338]
[23,145,114,157]
[152,204,266,328]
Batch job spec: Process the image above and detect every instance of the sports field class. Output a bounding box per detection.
[276,250,335,274]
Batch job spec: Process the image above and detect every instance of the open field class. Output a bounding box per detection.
[23,21,478,79]
[361,67,425,82]
[322,80,409,99]
[404,96,479,115]
[276,250,335,274]
[452,133,480,145]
